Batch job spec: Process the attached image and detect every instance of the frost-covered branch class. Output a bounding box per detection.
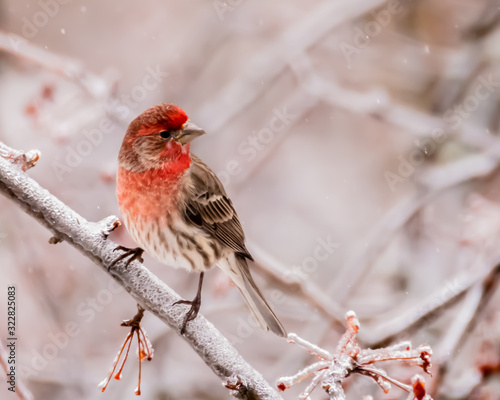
[0,144,283,400]
[277,312,433,400]
[0,143,40,172]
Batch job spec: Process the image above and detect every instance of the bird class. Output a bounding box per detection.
[114,103,286,337]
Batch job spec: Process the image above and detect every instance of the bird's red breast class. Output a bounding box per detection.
[117,153,191,220]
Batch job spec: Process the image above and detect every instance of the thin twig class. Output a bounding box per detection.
[0,143,40,172]
[277,312,433,399]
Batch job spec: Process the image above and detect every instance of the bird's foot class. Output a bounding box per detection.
[108,246,144,271]
[173,272,204,335]
[173,295,201,335]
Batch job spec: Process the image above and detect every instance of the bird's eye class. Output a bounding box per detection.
[159,131,171,139]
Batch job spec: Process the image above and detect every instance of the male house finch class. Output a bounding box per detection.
[115,103,286,337]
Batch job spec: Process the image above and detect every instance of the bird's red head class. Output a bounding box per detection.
[118,104,205,172]
[132,103,188,136]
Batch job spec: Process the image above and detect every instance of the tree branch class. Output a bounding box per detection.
[0,145,283,400]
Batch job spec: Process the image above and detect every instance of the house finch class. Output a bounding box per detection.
[115,103,286,337]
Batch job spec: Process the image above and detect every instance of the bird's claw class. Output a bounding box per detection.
[108,246,144,271]
[173,272,204,335]
[173,297,201,335]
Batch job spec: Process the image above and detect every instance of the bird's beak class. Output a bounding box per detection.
[174,121,206,144]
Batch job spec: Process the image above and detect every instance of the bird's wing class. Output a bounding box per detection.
[182,155,253,260]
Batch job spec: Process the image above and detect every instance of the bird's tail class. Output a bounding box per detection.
[221,254,286,337]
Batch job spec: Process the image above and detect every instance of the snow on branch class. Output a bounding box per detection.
[0,142,40,172]
[0,143,283,400]
[277,312,433,400]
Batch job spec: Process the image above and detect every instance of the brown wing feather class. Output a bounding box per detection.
[183,155,253,260]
